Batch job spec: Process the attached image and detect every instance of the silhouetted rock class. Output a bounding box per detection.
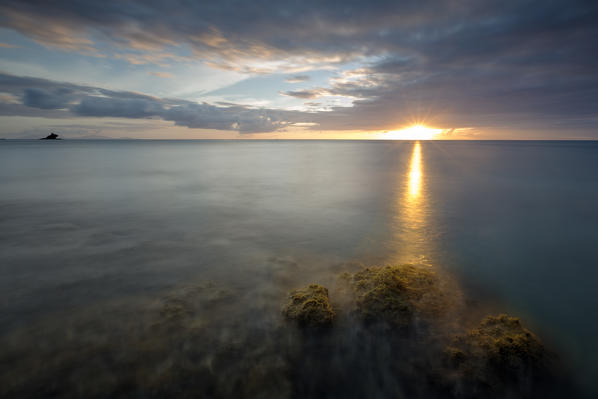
[283,284,335,327]
[41,132,60,140]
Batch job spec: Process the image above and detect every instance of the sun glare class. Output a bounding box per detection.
[384,124,441,140]
[407,142,422,198]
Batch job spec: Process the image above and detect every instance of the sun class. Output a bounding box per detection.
[383,124,441,140]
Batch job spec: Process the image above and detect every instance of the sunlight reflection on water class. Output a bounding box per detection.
[408,142,423,199]
[391,142,433,265]
[1,140,597,397]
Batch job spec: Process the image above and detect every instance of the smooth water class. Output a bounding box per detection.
[1,140,597,397]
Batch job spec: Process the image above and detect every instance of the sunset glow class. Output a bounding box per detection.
[383,125,441,140]
[0,1,596,396]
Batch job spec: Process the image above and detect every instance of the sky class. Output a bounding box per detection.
[0,0,597,139]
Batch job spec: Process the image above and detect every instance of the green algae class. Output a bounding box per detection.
[154,282,235,329]
[444,314,550,397]
[0,282,293,399]
[0,269,571,398]
[282,284,335,327]
[342,264,448,327]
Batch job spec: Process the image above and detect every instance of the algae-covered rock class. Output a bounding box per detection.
[283,284,335,327]
[344,264,443,328]
[445,314,549,397]
[154,282,235,330]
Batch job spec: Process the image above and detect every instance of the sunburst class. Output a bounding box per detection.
[383,124,441,140]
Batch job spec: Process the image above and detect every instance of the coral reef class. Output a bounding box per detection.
[282,284,335,327]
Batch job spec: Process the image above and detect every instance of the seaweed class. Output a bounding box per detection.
[444,314,550,398]
[282,284,335,327]
[343,264,446,328]
[0,272,572,398]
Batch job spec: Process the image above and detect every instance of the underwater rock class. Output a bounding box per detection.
[444,314,549,397]
[154,282,235,330]
[343,264,443,328]
[282,284,335,327]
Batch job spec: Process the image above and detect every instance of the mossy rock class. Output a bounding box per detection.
[345,264,442,327]
[282,284,335,327]
[445,314,549,396]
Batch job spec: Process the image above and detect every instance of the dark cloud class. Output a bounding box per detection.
[0,1,597,135]
[0,1,435,59]
[0,73,305,133]
[279,88,330,99]
[23,87,75,109]
[73,96,163,118]
[1,0,595,67]
[162,103,294,132]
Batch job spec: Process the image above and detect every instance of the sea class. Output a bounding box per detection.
[1,139,597,397]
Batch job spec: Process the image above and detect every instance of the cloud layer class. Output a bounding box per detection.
[0,73,303,133]
[1,0,597,136]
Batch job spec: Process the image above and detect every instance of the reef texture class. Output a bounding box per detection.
[445,314,550,398]
[282,284,335,327]
[1,271,571,398]
[343,264,446,327]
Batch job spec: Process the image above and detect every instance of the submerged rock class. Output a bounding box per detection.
[445,314,549,397]
[343,264,444,328]
[282,284,335,327]
[154,282,236,329]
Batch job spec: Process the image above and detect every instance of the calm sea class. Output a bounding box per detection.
[1,139,597,397]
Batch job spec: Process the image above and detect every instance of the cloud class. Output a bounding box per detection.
[73,96,164,118]
[285,75,310,83]
[23,87,75,109]
[161,103,292,132]
[0,92,20,104]
[280,88,330,99]
[0,1,466,67]
[148,71,174,79]
[2,1,597,76]
[1,7,99,55]
[0,72,307,133]
[0,1,597,135]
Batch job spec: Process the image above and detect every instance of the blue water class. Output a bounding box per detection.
[1,139,597,396]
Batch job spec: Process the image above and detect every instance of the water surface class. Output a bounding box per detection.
[1,140,597,397]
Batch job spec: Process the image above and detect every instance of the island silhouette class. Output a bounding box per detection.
[41,132,60,140]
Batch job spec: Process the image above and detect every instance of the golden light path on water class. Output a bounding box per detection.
[408,142,422,198]
[390,141,432,265]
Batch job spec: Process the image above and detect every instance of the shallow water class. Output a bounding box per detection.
[1,140,597,397]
